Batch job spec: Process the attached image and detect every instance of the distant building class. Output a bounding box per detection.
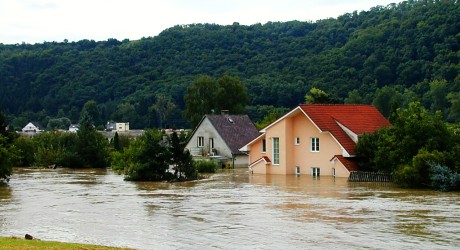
[106,122,129,132]
[69,124,79,133]
[22,122,43,133]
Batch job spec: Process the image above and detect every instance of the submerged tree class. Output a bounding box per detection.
[357,102,460,189]
[77,110,109,168]
[112,130,197,181]
[170,131,196,180]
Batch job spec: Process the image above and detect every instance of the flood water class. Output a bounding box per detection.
[0,168,459,250]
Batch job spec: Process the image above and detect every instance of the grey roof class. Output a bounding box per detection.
[206,115,260,155]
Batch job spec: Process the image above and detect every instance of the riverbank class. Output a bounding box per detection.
[0,236,134,249]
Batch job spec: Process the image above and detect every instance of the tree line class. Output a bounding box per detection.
[0,0,458,130]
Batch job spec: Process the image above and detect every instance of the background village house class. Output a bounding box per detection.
[240,104,390,177]
[21,122,43,133]
[185,113,260,168]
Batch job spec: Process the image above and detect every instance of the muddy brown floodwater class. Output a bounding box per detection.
[0,168,459,249]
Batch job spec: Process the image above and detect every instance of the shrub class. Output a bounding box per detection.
[429,163,460,191]
[195,160,217,173]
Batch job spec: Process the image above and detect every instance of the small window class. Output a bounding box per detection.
[262,139,266,153]
[312,167,320,177]
[295,166,300,175]
[311,137,320,152]
[197,136,204,147]
[332,168,336,177]
[295,137,300,145]
[209,138,214,149]
[272,137,279,165]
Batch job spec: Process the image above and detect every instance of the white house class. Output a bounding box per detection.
[22,122,43,133]
[185,114,259,168]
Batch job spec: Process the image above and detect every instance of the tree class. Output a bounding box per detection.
[123,130,171,181]
[357,102,458,189]
[215,75,249,114]
[304,88,337,104]
[183,75,218,127]
[81,100,100,126]
[0,135,13,182]
[184,75,249,128]
[113,132,121,151]
[77,110,110,168]
[152,95,179,129]
[170,131,196,180]
[0,111,15,182]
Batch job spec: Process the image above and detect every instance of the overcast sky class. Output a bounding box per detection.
[0,0,399,45]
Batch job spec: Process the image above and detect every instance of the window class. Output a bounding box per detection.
[209,138,214,149]
[312,167,320,177]
[262,139,266,153]
[295,137,300,145]
[311,137,320,152]
[272,137,279,164]
[197,136,204,147]
[332,168,336,177]
[295,166,300,175]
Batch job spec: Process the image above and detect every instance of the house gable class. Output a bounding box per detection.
[185,114,259,159]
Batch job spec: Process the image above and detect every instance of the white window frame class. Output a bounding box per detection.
[262,139,266,153]
[332,168,336,177]
[197,136,204,147]
[295,166,300,175]
[311,137,320,152]
[295,137,300,145]
[272,137,279,165]
[312,167,320,177]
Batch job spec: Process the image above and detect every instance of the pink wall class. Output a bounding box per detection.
[250,109,347,176]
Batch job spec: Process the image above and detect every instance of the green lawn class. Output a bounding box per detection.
[0,236,134,250]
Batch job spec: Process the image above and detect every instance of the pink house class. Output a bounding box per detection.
[240,105,390,177]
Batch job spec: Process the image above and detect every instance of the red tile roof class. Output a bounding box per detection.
[300,104,390,155]
[331,155,359,172]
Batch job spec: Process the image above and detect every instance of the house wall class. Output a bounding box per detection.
[251,160,267,174]
[234,155,249,168]
[264,117,288,174]
[248,136,265,166]
[292,114,343,176]
[251,111,346,176]
[331,159,351,178]
[185,118,232,159]
[116,123,129,132]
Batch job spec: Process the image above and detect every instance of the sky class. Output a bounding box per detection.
[0,0,399,45]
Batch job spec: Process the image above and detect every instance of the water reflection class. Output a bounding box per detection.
[0,168,459,249]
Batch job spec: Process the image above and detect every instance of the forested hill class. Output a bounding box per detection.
[0,0,459,129]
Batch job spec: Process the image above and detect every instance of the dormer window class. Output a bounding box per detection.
[227,118,234,124]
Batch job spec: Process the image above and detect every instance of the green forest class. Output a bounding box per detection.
[0,0,459,129]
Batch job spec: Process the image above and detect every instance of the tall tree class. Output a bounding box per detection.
[77,110,109,168]
[183,75,218,127]
[81,100,100,126]
[216,75,249,114]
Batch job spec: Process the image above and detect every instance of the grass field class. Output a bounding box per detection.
[0,236,134,250]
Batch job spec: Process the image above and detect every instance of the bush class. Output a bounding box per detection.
[195,160,218,173]
[393,164,422,188]
[430,163,460,191]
